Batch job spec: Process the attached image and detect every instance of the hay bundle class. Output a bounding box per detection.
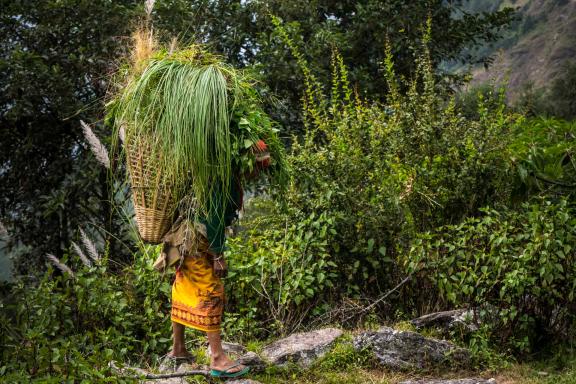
[108,29,288,244]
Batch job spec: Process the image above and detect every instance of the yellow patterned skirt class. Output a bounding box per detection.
[171,252,224,332]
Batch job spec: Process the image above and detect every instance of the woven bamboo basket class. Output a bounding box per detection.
[125,139,173,244]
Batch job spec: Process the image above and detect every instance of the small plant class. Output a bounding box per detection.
[313,335,373,371]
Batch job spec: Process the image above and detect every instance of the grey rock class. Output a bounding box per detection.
[238,351,267,372]
[411,309,478,333]
[145,378,186,384]
[451,310,479,333]
[145,364,209,384]
[411,309,468,328]
[261,327,343,367]
[176,363,207,373]
[157,358,198,374]
[399,379,496,384]
[205,342,266,371]
[207,341,247,357]
[226,380,263,384]
[353,326,471,370]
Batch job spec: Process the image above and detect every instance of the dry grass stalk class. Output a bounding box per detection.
[168,37,178,55]
[46,254,75,277]
[80,228,100,261]
[131,27,156,74]
[71,241,92,267]
[119,125,126,143]
[81,120,110,169]
[144,0,155,19]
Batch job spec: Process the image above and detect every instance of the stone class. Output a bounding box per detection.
[145,364,210,384]
[205,342,266,372]
[238,351,267,372]
[399,379,496,384]
[145,378,185,384]
[176,363,207,373]
[157,357,199,374]
[261,327,343,367]
[206,341,247,357]
[353,326,471,370]
[411,309,478,333]
[226,380,264,384]
[411,309,468,328]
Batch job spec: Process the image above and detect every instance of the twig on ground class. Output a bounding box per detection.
[140,370,211,379]
[109,361,212,381]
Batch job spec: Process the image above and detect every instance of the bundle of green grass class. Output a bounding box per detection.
[108,31,287,243]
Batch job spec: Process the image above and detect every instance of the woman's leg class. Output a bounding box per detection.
[207,331,246,372]
[169,321,193,358]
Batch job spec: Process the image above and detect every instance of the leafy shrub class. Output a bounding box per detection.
[270,17,519,303]
[455,82,509,120]
[0,248,171,382]
[224,198,337,339]
[509,117,576,201]
[405,197,576,353]
[218,20,523,336]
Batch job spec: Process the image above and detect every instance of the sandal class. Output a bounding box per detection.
[210,362,250,378]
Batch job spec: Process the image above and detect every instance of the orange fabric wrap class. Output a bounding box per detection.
[171,253,224,332]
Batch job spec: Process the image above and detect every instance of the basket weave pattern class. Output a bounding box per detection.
[126,139,173,244]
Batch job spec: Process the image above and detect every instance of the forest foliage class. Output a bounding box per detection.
[0,0,515,270]
[1,0,576,382]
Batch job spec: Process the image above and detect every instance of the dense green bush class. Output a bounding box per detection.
[270,19,519,300]
[217,22,523,336]
[455,83,509,120]
[0,248,171,382]
[405,197,576,353]
[509,117,576,200]
[225,22,576,349]
[224,199,337,339]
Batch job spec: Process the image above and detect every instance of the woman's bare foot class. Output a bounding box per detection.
[169,321,194,360]
[167,349,194,359]
[210,353,246,373]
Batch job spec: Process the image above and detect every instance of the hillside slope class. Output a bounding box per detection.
[467,0,576,98]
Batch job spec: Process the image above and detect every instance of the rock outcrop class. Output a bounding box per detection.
[261,328,343,367]
[207,341,247,357]
[238,351,267,372]
[353,326,471,370]
[411,309,478,333]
